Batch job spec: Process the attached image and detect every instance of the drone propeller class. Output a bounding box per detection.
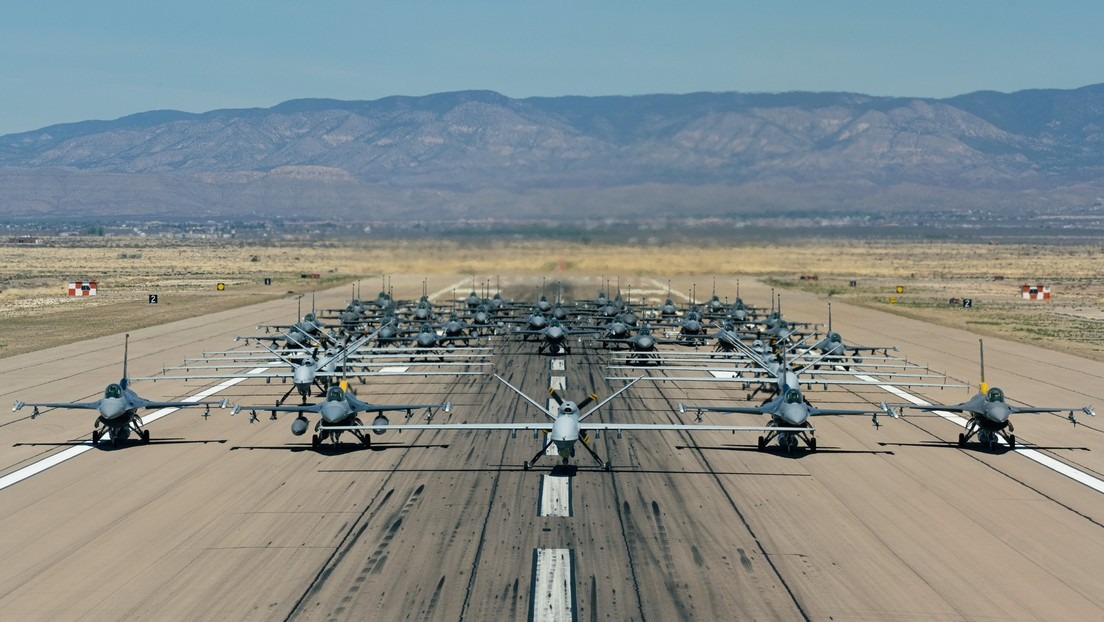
[577,392,598,410]
[548,386,598,411]
[548,386,564,406]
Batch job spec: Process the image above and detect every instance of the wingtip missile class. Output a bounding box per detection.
[1069,406,1095,426]
[13,400,24,412]
[231,404,242,415]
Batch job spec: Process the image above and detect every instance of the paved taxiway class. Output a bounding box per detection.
[1,275,1102,621]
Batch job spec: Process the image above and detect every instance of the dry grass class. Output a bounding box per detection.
[1,237,1101,359]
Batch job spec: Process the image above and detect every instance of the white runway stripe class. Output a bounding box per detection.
[530,548,575,622]
[539,475,571,517]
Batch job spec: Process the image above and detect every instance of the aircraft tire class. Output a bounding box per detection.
[604,462,612,472]
[757,436,766,451]
[140,430,150,444]
[311,434,321,449]
[111,434,121,449]
[808,437,817,452]
[957,433,966,447]
[523,461,531,471]
[91,429,101,445]
[1007,435,1015,450]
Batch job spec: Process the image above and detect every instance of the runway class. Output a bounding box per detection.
[1,275,1102,621]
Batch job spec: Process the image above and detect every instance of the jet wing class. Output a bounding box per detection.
[1009,405,1095,415]
[232,403,323,416]
[346,400,452,415]
[909,403,971,413]
[808,406,895,417]
[13,400,102,412]
[139,398,229,410]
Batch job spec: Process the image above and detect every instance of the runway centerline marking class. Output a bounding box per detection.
[857,373,1104,494]
[539,475,571,517]
[0,368,270,492]
[530,548,575,622]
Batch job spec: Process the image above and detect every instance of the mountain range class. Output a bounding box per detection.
[2,86,1103,224]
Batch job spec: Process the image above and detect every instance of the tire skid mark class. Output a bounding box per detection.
[327,485,425,619]
[648,380,813,622]
[573,344,648,621]
[286,377,465,620]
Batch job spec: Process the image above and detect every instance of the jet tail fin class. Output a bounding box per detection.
[120,333,131,390]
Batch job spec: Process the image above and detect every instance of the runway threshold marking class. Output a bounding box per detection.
[0,368,270,492]
[427,277,479,303]
[530,548,576,622]
[858,373,1104,494]
[539,475,572,517]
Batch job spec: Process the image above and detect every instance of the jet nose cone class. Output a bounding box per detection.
[320,403,347,424]
[780,404,807,426]
[98,399,127,420]
[988,403,1012,423]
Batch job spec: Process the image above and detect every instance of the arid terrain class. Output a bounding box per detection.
[2,236,1101,360]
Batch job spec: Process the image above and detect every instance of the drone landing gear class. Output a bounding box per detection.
[578,439,609,471]
[524,439,555,470]
[92,429,102,445]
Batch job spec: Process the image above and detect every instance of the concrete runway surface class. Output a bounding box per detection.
[1,275,1102,621]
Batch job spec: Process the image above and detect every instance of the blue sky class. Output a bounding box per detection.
[2,1,1102,136]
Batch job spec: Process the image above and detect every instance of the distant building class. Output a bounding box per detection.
[68,280,98,296]
[1021,284,1050,301]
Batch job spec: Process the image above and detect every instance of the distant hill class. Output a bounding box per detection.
[2,87,1103,223]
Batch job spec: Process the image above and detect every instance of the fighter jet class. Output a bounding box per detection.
[807,304,897,369]
[516,319,592,355]
[12,334,228,447]
[679,384,894,453]
[233,382,451,450]
[899,340,1094,450]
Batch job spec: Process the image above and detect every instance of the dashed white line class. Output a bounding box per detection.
[531,548,575,622]
[539,475,571,517]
